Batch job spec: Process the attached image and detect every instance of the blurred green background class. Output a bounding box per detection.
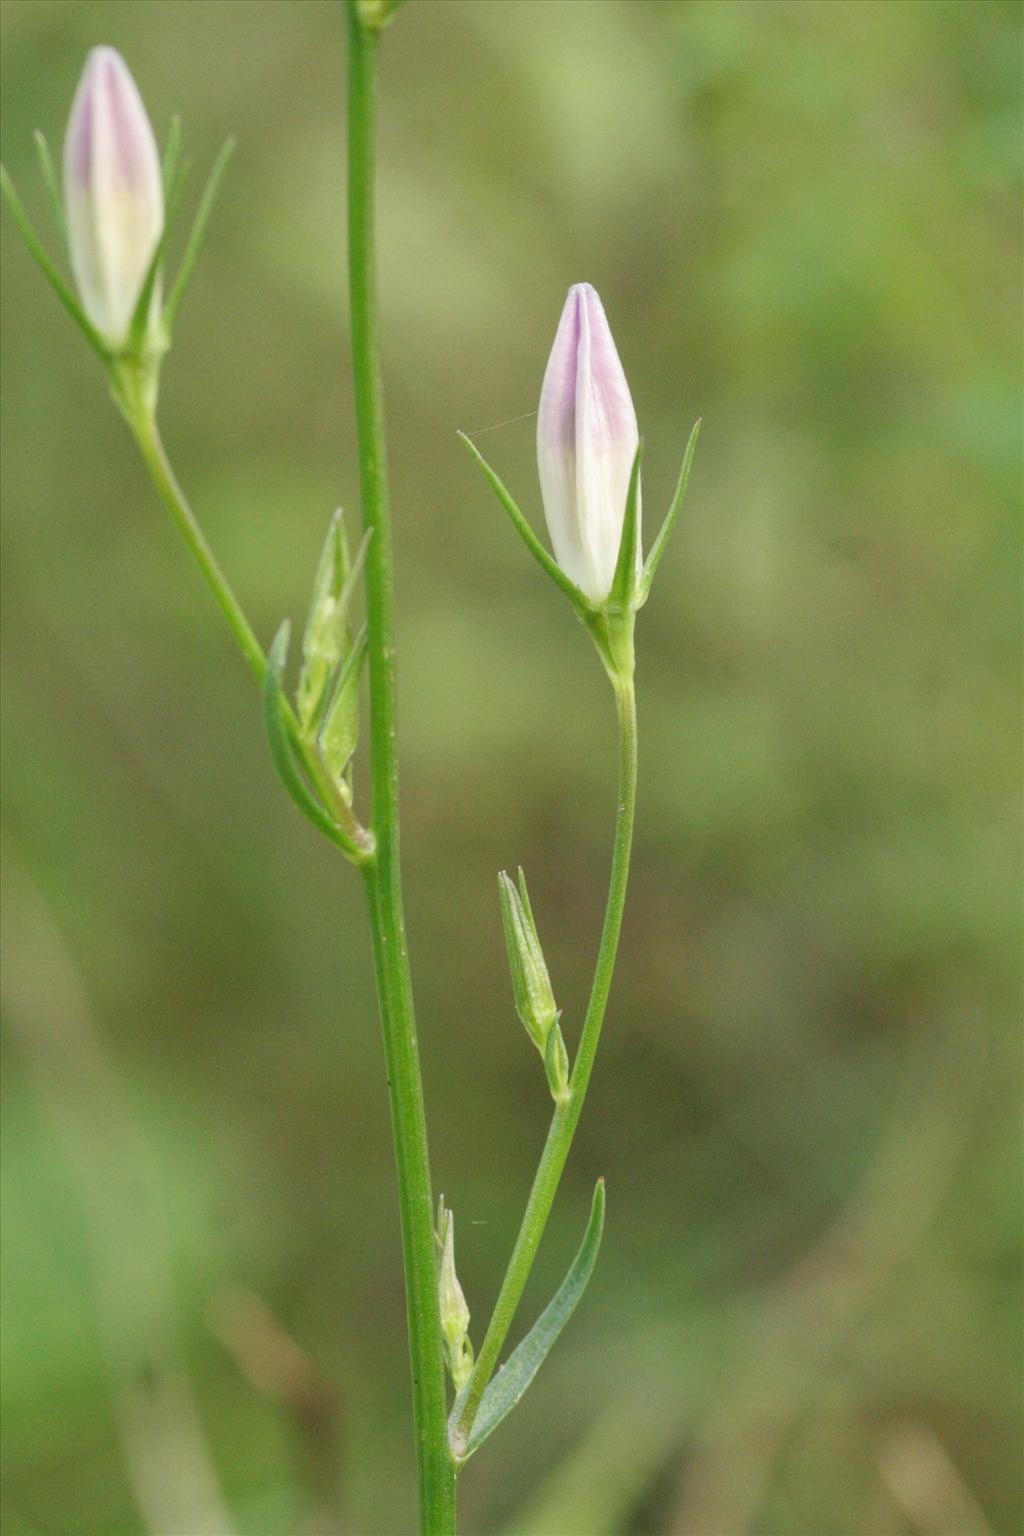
[1,2,1021,1533]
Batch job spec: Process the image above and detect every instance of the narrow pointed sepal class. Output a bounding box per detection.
[298,510,350,732]
[0,166,110,357]
[458,432,595,619]
[608,441,644,612]
[317,624,366,790]
[544,1018,571,1103]
[163,137,235,336]
[32,132,68,254]
[448,1179,606,1462]
[638,418,701,606]
[126,226,168,356]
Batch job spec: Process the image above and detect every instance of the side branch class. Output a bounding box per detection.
[451,674,638,1457]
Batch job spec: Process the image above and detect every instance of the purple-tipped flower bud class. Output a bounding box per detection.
[537,283,640,604]
[63,47,163,348]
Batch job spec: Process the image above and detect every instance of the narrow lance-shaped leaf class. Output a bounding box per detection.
[609,441,644,611]
[163,137,236,333]
[638,418,701,605]
[450,1179,606,1462]
[32,131,68,254]
[458,432,595,619]
[262,622,360,856]
[0,167,109,357]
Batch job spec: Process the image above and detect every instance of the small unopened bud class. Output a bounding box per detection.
[436,1199,473,1391]
[297,512,365,790]
[299,512,349,730]
[63,47,163,348]
[537,283,640,604]
[498,869,558,1057]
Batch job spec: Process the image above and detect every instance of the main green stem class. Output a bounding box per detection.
[451,671,638,1456]
[346,6,456,1532]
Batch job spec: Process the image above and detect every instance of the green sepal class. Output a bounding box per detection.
[516,864,538,931]
[0,165,109,359]
[637,418,701,606]
[318,623,367,788]
[299,510,350,731]
[458,432,594,619]
[449,1179,606,1462]
[126,226,168,356]
[163,137,235,335]
[298,513,371,740]
[262,621,361,856]
[544,1017,570,1103]
[608,441,644,612]
[32,131,68,255]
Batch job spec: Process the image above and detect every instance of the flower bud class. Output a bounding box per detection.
[498,869,558,1057]
[436,1199,473,1390]
[63,47,164,348]
[299,512,349,732]
[537,283,640,604]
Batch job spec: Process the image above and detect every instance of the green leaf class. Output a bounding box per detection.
[452,1179,606,1462]
[127,228,168,353]
[299,510,349,730]
[609,442,644,611]
[638,418,701,605]
[262,621,360,856]
[318,622,367,783]
[0,165,109,358]
[32,131,68,255]
[163,137,236,333]
[458,432,595,618]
